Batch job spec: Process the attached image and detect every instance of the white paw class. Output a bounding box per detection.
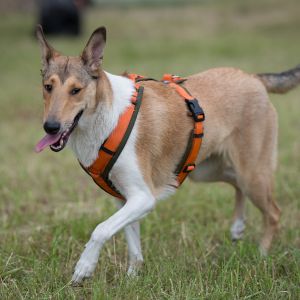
[127,265,138,277]
[71,240,100,284]
[230,219,246,241]
[127,260,143,277]
[72,258,97,284]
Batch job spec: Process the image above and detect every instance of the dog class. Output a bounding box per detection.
[35,25,300,284]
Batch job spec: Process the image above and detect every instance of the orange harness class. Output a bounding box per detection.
[81,74,205,200]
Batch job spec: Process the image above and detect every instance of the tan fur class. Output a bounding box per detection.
[136,67,281,252]
[135,80,193,192]
[42,60,113,124]
[38,25,110,129]
[37,25,300,254]
[41,65,282,252]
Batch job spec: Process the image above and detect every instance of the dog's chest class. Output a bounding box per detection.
[68,128,100,167]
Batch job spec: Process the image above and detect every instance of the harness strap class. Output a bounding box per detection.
[81,73,205,200]
[81,83,144,200]
[161,74,205,187]
[162,73,186,84]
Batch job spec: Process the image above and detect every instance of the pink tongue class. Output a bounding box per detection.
[35,133,61,153]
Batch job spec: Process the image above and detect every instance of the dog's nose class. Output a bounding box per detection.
[43,121,61,135]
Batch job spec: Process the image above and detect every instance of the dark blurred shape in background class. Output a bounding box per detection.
[38,0,89,36]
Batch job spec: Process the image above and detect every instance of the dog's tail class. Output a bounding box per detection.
[256,64,300,94]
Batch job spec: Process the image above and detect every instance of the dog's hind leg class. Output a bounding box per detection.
[221,170,247,241]
[230,187,246,241]
[190,156,247,241]
[245,177,281,255]
[226,157,280,253]
[227,157,279,252]
[217,167,247,241]
[227,104,281,254]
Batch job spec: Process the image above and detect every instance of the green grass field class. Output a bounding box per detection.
[0,0,300,299]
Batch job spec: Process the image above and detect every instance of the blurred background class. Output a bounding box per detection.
[0,0,299,298]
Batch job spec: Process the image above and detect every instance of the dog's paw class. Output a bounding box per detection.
[71,240,101,285]
[230,219,246,241]
[71,258,97,285]
[127,260,143,277]
[127,265,138,277]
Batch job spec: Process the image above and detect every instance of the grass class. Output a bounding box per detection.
[0,0,300,299]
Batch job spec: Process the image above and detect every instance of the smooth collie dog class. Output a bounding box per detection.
[35,25,300,284]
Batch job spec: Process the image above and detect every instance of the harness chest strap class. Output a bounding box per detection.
[81,74,205,200]
[81,83,144,199]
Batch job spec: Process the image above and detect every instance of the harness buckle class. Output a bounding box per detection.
[185,98,205,122]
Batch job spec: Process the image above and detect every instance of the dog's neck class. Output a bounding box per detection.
[68,71,135,167]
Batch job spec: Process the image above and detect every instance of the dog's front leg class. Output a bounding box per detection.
[71,191,155,284]
[115,200,143,276]
[124,221,143,276]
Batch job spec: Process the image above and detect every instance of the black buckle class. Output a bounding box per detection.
[185,99,205,122]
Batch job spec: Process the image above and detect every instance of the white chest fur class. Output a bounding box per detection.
[68,72,135,167]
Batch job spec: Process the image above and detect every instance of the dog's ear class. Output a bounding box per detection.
[36,25,59,68]
[81,27,106,75]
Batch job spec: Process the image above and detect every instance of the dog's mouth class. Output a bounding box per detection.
[35,110,83,153]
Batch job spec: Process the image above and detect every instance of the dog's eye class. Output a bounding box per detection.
[71,88,81,95]
[44,84,52,92]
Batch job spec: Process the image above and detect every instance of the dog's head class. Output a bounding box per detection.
[35,25,106,153]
